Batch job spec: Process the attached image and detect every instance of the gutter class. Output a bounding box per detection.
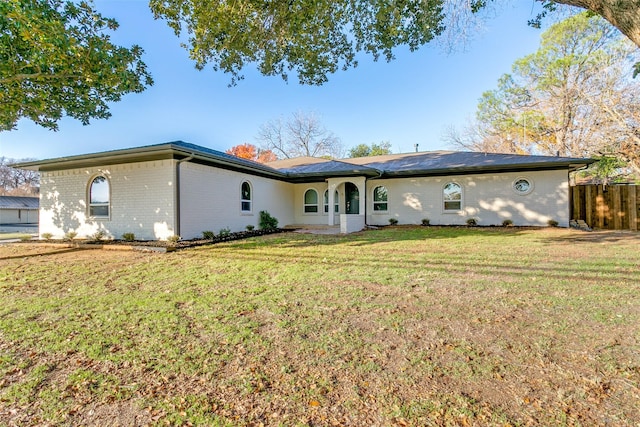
[175,153,194,237]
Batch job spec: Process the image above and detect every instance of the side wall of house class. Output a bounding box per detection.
[38,160,176,240]
[179,162,295,239]
[0,208,38,224]
[366,170,570,227]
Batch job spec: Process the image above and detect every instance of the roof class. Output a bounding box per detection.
[0,196,39,209]
[13,141,595,181]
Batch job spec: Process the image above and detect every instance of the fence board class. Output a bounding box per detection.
[570,184,639,231]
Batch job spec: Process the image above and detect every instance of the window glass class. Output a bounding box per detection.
[443,182,462,211]
[373,186,388,211]
[323,190,329,213]
[241,181,252,211]
[304,189,318,213]
[334,190,339,213]
[513,178,532,194]
[89,176,110,217]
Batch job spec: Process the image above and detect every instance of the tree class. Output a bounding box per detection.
[0,157,39,196]
[348,141,393,158]
[148,0,640,85]
[226,143,277,163]
[447,12,640,177]
[256,112,343,159]
[0,0,153,131]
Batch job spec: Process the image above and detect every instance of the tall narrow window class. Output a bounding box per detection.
[241,181,252,212]
[323,190,329,213]
[89,175,110,217]
[334,190,339,213]
[304,189,318,213]
[373,186,388,211]
[443,182,462,211]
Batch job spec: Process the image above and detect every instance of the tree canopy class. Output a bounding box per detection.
[148,0,640,85]
[448,12,640,179]
[348,141,393,158]
[0,0,153,131]
[256,112,343,159]
[226,143,277,163]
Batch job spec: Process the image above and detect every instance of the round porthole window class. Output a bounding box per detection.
[513,178,533,195]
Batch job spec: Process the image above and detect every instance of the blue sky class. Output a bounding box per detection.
[1,1,549,160]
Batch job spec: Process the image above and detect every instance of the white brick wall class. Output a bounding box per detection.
[365,170,569,227]
[39,160,176,240]
[179,162,294,239]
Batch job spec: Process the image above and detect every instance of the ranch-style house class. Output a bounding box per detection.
[15,141,594,240]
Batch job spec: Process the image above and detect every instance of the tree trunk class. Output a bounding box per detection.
[554,0,640,48]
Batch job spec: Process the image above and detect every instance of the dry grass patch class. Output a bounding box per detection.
[1,227,639,426]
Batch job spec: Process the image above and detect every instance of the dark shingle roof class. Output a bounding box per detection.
[0,196,39,209]
[13,142,594,180]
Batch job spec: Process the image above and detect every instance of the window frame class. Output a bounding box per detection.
[443,182,463,212]
[304,189,319,214]
[372,186,388,212]
[241,181,252,213]
[323,189,329,214]
[88,174,111,219]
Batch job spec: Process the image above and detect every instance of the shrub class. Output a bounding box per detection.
[167,235,180,244]
[91,230,106,241]
[547,219,559,227]
[502,219,513,227]
[42,232,53,240]
[259,211,279,230]
[64,231,77,241]
[20,235,32,241]
[202,230,215,240]
[388,218,398,226]
[421,218,430,226]
[466,218,478,226]
[246,225,255,231]
[218,227,231,238]
[122,232,136,241]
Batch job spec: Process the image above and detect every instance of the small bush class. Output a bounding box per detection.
[466,218,478,226]
[166,235,180,244]
[421,218,430,226]
[42,232,53,240]
[547,219,559,227]
[388,218,399,226]
[219,227,231,238]
[91,230,106,241]
[64,231,77,241]
[202,230,216,240]
[502,219,513,227]
[246,225,255,231]
[259,211,279,230]
[20,235,32,241]
[122,232,136,241]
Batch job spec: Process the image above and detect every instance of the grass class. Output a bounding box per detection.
[0,227,639,426]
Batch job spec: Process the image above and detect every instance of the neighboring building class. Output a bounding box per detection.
[0,196,39,224]
[14,141,594,240]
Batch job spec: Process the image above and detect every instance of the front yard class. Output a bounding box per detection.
[1,227,639,426]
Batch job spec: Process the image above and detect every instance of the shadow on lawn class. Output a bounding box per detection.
[0,247,95,261]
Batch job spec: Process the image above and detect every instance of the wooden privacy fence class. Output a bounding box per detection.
[570,184,639,231]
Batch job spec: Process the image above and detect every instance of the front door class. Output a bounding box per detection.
[345,182,359,214]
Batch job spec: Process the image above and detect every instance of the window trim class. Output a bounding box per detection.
[304,189,319,214]
[512,177,534,196]
[88,174,111,219]
[372,185,388,213]
[241,181,252,213]
[443,182,463,212]
[323,189,329,214]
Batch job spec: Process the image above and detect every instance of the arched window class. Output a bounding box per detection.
[323,190,329,213]
[241,181,252,212]
[334,190,339,213]
[443,182,462,211]
[89,175,110,217]
[373,186,388,211]
[304,189,318,213]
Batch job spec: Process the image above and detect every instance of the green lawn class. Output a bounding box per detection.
[1,227,639,426]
